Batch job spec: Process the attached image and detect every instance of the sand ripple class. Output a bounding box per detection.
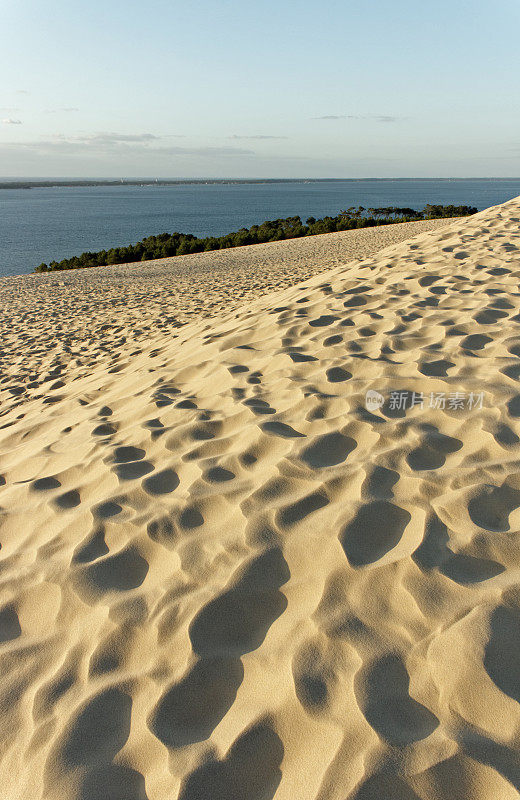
[1,201,520,799]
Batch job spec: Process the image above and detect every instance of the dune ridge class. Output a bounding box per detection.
[0,217,456,416]
[0,198,520,799]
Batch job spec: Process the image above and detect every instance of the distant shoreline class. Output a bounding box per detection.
[2,178,345,190]
[34,204,477,272]
[1,177,520,190]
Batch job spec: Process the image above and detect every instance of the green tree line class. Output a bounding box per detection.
[35,204,477,272]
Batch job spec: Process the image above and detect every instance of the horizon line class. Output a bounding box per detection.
[1,176,520,182]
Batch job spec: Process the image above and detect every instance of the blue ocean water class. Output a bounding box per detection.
[1,178,519,277]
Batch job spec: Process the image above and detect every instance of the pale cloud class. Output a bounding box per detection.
[376,116,402,123]
[313,114,402,123]
[46,107,80,113]
[3,132,254,157]
[227,134,289,140]
[2,118,22,125]
[77,132,161,144]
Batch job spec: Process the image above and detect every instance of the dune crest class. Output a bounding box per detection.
[1,199,520,799]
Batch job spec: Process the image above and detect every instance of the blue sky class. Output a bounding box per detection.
[1,0,519,177]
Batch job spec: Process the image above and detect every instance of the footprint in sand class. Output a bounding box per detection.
[49,688,147,800]
[288,351,318,363]
[344,296,368,308]
[92,500,123,519]
[467,484,520,532]
[34,661,77,720]
[151,550,289,750]
[323,334,343,346]
[178,721,283,800]
[474,308,509,325]
[92,422,118,436]
[142,468,179,495]
[493,424,520,446]
[188,548,289,658]
[406,427,462,471]
[277,491,330,527]
[179,505,205,529]
[31,476,61,491]
[418,359,455,377]
[78,765,148,800]
[260,421,305,438]
[419,275,441,287]
[506,342,520,357]
[143,417,164,430]
[53,489,81,510]
[354,653,439,746]
[300,432,356,468]
[309,315,340,327]
[487,266,512,275]
[108,441,152,479]
[340,501,411,567]
[243,398,276,415]
[507,395,520,418]
[292,640,335,713]
[351,773,421,800]
[78,545,149,596]
[484,604,520,704]
[326,367,352,382]
[72,527,109,564]
[147,515,178,549]
[111,446,146,462]
[176,399,198,409]
[361,465,400,500]
[501,364,520,381]
[343,284,372,294]
[461,333,492,351]
[56,688,132,768]
[440,552,504,584]
[205,466,235,482]
[150,657,244,747]
[114,461,154,480]
[0,603,21,643]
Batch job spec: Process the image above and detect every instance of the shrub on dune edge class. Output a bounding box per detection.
[34,204,477,273]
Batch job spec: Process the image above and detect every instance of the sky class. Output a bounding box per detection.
[1,0,519,178]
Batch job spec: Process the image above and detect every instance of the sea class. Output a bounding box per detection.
[1,178,519,278]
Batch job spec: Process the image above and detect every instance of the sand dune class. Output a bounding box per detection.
[0,217,455,416]
[1,200,520,800]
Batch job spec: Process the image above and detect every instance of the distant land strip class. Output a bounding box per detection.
[0,177,514,190]
[3,178,374,190]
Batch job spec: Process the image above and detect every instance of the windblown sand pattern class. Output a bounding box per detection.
[0,217,454,415]
[1,200,520,799]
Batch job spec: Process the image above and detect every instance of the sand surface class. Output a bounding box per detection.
[0,218,454,415]
[1,202,520,800]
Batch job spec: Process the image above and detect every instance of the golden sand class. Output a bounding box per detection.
[0,202,519,800]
